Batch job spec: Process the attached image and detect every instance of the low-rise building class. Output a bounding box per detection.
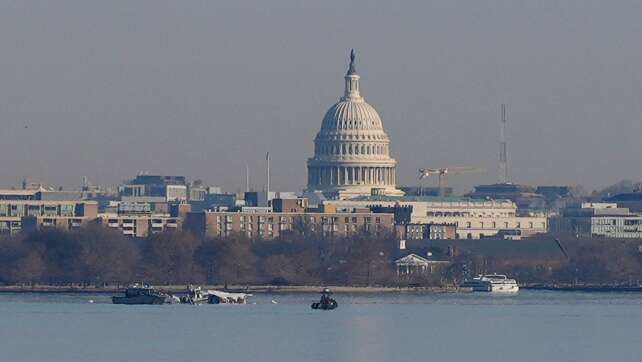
[0,188,98,234]
[396,223,457,240]
[551,202,642,238]
[329,196,547,239]
[119,175,188,203]
[96,213,180,237]
[394,253,450,276]
[184,209,394,239]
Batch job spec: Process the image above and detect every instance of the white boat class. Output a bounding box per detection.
[461,274,519,293]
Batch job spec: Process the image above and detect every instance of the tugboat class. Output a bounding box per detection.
[112,284,179,305]
[311,288,338,310]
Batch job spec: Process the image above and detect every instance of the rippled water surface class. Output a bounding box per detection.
[1,291,641,362]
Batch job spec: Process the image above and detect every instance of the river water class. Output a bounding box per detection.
[0,290,641,362]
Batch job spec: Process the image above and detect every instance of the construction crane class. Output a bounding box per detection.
[418,167,485,196]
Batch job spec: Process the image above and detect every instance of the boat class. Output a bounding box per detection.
[461,274,519,293]
[112,284,179,305]
[180,285,210,304]
[311,288,338,310]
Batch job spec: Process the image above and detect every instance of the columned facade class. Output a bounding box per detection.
[306,50,403,199]
[307,166,398,188]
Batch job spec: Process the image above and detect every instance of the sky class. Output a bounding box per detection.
[1,0,641,193]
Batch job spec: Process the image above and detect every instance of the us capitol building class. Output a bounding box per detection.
[307,51,404,199]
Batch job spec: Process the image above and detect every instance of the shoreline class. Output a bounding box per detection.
[0,284,463,294]
[0,284,641,294]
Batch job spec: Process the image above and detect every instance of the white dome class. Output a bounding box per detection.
[306,50,403,199]
[320,99,386,133]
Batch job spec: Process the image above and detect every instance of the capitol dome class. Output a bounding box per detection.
[306,50,403,199]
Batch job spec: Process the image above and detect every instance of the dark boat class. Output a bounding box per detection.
[112,285,178,305]
[311,288,338,310]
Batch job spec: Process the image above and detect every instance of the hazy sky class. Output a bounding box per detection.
[1,1,641,193]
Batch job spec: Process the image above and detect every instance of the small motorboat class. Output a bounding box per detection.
[311,288,338,310]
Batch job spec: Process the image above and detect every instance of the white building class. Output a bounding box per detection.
[553,202,642,238]
[306,50,403,199]
[328,196,547,239]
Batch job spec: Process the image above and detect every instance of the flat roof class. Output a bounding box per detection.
[332,195,513,204]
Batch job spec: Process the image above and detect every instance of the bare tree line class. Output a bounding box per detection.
[0,225,398,287]
[0,226,640,287]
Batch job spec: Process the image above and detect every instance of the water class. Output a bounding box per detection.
[1,291,641,362]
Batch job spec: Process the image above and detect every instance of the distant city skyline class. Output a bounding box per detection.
[1,1,642,193]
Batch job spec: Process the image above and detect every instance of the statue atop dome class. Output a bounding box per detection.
[347,49,357,75]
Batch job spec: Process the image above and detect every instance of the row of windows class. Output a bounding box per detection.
[317,143,388,156]
[593,219,642,226]
[215,225,382,238]
[215,215,385,225]
[322,133,385,141]
[459,221,545,229]
[427,211,514,218]
[335,120,377,129]
[0,204,76,217]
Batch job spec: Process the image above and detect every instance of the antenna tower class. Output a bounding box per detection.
[499,104,509,184]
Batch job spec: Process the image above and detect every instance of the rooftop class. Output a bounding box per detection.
[336,195,514,204]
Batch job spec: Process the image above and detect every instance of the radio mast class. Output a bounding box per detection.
[499,104,509,184]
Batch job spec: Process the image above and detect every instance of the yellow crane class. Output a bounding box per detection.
[418,167,485,196]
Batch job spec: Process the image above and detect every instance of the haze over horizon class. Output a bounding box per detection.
[1,1,641,193]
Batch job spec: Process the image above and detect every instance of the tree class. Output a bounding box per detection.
[210,233,258,285]
[139,231,203,284]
